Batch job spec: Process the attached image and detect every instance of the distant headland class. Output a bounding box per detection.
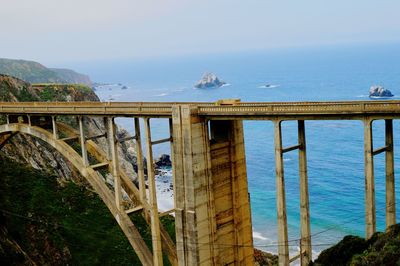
[0,58,92,86]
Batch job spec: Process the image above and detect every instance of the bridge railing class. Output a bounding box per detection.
[1,100,400,266]
[1,100,400,118]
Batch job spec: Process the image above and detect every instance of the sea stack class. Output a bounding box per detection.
[369,85,394,98]
[194,72,226,89]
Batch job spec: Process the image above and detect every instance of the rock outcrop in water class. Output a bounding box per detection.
[194,72,226,89]
[155,154,172,167]
[369,85,394,98]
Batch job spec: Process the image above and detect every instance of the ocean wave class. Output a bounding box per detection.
[153,167,174,212]
[253,231,269,241]
[369,95,397,99]
[319,123,349,129]
[155,93,168,97]
[358,95,399,99]
[221,83,231,87]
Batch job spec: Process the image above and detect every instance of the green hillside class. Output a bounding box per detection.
[0,58,65,84]
[0,58,92,85]
[0,156,177,265]
[312,225,400,265]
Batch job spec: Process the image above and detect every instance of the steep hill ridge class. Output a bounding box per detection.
[0,58,92,86]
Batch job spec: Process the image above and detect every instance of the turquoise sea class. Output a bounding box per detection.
[70,43,400,256]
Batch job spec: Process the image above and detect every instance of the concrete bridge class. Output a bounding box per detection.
[0,100,398,266]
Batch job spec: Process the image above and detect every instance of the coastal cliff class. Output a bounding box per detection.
[0,58,92,86]
[0,74,138,185]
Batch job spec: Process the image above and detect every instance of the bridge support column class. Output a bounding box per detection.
[134,117,147,203]
[172,105,253,265]
[364,118,376,239]
[107,117,123,211]
[209,119,254,265]
[171,106,188,266]
[274,120,289,266]
[385,119,396,229]
[52,116,59,140]
[298,120,311,265]
[144,118,163,266]
[79,116,89,167]
[273,120,311,265]
[172,105,214,265]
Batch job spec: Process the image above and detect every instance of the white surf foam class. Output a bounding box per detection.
[253,231,269,241]
[155,93,168,97]
[149,167,174,212]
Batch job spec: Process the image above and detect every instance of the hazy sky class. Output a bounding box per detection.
[1,0,400,64]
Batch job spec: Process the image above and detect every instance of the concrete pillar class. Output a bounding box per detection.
[210,119,254,265]
[173,105,214,265]
[385,119,396,229]
[144,118,163,266]
[107,117,122,210]
[171,106,188,266]
[298,120,311,266]
[364,118,376,239]
[171,105,254,266]
[79,116,89,167]
[274,120,289,266]
[134,117,146,203]
[52,116,59,140]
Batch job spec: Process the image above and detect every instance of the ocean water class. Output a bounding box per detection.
[72,43,400,256]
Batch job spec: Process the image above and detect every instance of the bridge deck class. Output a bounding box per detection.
[1,100,400,119]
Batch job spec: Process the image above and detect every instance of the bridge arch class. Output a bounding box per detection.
[0,122,156,265]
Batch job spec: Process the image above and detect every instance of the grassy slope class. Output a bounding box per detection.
[0,59,65,84]
[0,155,174,265]
[0,58,92,85]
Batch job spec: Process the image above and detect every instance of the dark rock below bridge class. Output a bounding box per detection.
[155,154,172,168]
